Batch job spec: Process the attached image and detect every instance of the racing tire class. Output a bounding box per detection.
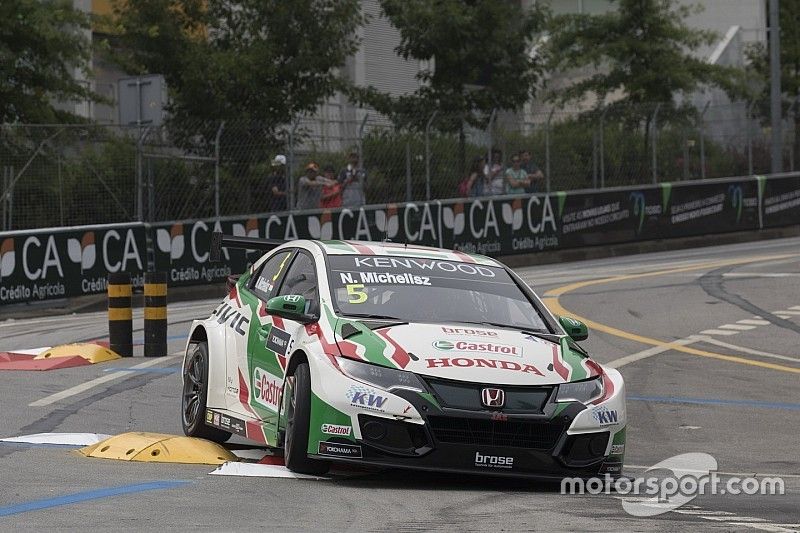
[182,342,231,443]
[284,363,330,475]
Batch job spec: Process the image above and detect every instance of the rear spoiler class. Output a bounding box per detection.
[209,231,285,262]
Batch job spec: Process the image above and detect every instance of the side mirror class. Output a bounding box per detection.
[266,295,314,323]
[558,315,588,341]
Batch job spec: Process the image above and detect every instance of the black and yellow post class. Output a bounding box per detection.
[107,272,133,357]
[144,272,168,357]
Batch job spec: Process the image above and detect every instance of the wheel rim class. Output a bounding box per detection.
[182,349,203,427]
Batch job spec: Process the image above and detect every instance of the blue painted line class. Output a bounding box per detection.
[0,480,190,517]
[103,366,179,374]
[629,395,800,411]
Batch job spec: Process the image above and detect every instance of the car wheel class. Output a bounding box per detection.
[284,362,330,475]
[182,341,231,443]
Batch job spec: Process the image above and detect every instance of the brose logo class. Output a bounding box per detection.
[432,340,520,356]
[475,452,514,469]
[252,367,281,411]
[441,327,498,337]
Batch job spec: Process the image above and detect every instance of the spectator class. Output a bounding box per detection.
[266,154,288,212]
[520,149,545,193]
[338,152,366,207]
[458,156,487,197]
[296,162,330,210]
[484,149,505,195]
[320,165,342,208]
[505,153,530,195]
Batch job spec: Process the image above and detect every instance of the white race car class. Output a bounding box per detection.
[182,234,626,478]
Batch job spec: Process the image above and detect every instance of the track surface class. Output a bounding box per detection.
[1,237,799,531]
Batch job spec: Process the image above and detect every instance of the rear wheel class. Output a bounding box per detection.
[284,362,330,475]
[182,342,230,443]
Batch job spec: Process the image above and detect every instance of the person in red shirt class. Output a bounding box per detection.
[320,164,342,208]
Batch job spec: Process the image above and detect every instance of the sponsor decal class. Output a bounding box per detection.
[321,424,352,436]
[600,461,623,474]
[253,367,282,411]
[206,410,213,423]
[211,302,250,336]
[346,385,388,412]
[433,339,520,356]
[352,257,497,278]
[481,387,505,408]
[213,413,220,426]
[611,443,625,455]
[266,326,291,356]
[318,441,362,458]
[490,412,508,422]
[426,357,543,376]
[474,451,514,469]
[592,406,619,426]
[441,327,497,337]
[339,271,431,286]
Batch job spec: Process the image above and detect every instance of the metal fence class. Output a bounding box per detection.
[1,101,796,231]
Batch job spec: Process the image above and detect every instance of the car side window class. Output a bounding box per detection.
[277,252,318,315]
[250,250,293,301]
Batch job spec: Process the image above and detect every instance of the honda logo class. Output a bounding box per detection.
[481,387,505,408]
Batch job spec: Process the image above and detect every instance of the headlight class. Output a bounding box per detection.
[556,377,603,404]
[338,357,426,393]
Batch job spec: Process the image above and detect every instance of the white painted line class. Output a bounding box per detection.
[791,306,800,311]
[606,339,696,368]
[774,310,800,316]
[718,324,757,331]
[29,354,182,407]
[689,336,800,363]
[0,433,111,446]
[699,329,739,336]
[775,314,792,319]
[734,524,800,533]
[723,273,800,278]
[625,464,800,479]
[702,516,767,522]
[736,319,770,326]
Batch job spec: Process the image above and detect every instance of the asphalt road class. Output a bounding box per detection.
[1,237,799,532]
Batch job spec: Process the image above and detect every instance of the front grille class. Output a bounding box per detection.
[425,378,552,413]
[427,416,564,450]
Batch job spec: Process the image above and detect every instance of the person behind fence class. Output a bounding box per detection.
[266,154,288,212]
[297,162,332,210]
[505,153,531,195]
[484,149,505,195]
[320,164,343,209]
[520,149,545,193]
[458,156,487,197]
[338,152,366,207]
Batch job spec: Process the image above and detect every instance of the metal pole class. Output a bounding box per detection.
[769,0,783,173]
[682,128,689,181]
[788,97,798,171]
[486,109,497,176]
[1,167,6,231]
[599,107,609,188]
[699,101,710,179]
[405,139,412,202]
[747,101,755,175]
[592,130,598,189]
[425,111,438,201]
[652,103,661,184]
[58,154,64,226]
[358,113,368,170]
[214,121,225,220]
[288,118,299,209]
[546,109,554,193]
[136,126,150,221]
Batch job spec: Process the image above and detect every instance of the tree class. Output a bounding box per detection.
[745,0,800,162]
[114,0,363,142]
[0,0,97,123]
[546,0,747,146]
[357,0,548,174]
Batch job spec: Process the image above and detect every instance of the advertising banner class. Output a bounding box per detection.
[1,175,797,303]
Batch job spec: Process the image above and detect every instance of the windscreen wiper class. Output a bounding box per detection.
[460,321,562,342]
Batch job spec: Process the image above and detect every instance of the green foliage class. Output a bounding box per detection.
[0,0,98,123]
[546,0,748,124]
[358,0,548,131]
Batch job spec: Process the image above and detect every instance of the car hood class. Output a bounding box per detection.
[334,321,599,386]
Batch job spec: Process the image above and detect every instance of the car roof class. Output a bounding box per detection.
[314,240,501,266]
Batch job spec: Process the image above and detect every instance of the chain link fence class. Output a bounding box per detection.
[2,101,796,230]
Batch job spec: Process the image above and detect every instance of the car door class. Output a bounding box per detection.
[228,248,293,416]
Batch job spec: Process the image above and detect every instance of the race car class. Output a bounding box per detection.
[181,234,626,479]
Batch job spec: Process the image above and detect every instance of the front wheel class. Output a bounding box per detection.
[284,362,330,475]
[182,342,230,443]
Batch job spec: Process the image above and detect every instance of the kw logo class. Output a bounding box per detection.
[346,386,387,411]
[592,406,619,426]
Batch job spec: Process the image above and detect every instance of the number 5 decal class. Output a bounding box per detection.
[346,284,367,304]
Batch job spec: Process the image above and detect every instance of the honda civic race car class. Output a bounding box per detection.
[181,234,626,479]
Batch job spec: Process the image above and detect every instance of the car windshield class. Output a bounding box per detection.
[327,254,548,331]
